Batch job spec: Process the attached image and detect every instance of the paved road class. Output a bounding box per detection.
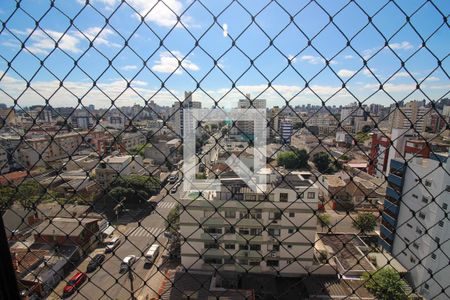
[55,183,182,300]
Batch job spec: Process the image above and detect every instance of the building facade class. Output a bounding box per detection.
[180,170,318,276]
[379,155,449,299]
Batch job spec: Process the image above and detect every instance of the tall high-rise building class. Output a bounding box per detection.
[379,153,449,299]
[173,91,202,137]
[388,100,432,133]
[231,94,266,141]
[279,119,293,144]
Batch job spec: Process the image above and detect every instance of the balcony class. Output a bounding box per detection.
[384,200,399,216]
[388,174,403,189]
[380,225,394,241]
[386,187,400,201]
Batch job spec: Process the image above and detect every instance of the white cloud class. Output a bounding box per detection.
[223,23,228,37]
[344,55,353,60]
[389,41,413,50]
[391,71,410,79]
[151,51,199,74]
[300,55,323,64]
[121,65,138,71]
[75,27,121,48]
[25,28,82,55]
[337,69,356,78]
[422,76,440,82]
[76,0,195,28]
[362,67,377,77]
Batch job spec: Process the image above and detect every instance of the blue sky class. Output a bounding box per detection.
[0,0,448,108]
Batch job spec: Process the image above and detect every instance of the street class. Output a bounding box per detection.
[50,182,181,300]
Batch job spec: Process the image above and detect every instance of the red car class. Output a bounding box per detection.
[63,272,87,297]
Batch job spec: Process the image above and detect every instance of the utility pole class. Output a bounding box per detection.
[128,266,135,300]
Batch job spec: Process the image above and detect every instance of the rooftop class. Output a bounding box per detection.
[317,233,376,275]
[36,217,98,237]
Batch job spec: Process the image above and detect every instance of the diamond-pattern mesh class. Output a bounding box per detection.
[0,0,449,299]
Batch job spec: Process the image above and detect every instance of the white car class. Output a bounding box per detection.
[120,255,136,273]
[104,237,120,253]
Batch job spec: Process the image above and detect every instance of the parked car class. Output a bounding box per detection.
[63,272,87,297]
[105,237,120,253]
[170,186,177,194]
[144,244,160,265]
[168,175,178,184]
[86,254,105,273]
[119,255,136,273]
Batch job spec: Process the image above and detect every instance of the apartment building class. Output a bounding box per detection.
[279,119,293,144]
[306,114,339,136]
[379,155,449,300]
[95,155,144,188]
[388,100,432,133]
[180,169,318,276]
[16,132,84,168]
[368,128,448,179]
[231,95,266,141]
[173,91,202,137]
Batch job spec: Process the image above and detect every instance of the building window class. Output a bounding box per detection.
[270,211,282,220]
[287,245,292,249]
[272,244,280,251]
[307,192,315,199]
[406,223,413,229]
[412,194,418,199]
[225,226,235,234]
[404,237,410,243]
[225,211,236,218]
[280,193,288,202]
[443,203,448,210]
[225,244,235,250]
[288,228,294,234]
[268,228,280,237]
[435,237,440,244]
[289,212,295,218]
[425,180,432,187]
[205,242,219,249]
[416,227,422,234]
[224,257,235,264]
[424,283,430,290]
[422,197,428,204]
[205,228,222,234]
[419,212,426,220]
[431,253,436,260]
[204,258,222,264]
[239,228,250,235]
[413,243,419,250]
[410,257,416,263]
[266,260,279,267]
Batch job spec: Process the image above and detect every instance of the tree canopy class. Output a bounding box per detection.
[277,148,309,170]
[362,267,408,300]
[107,175,160,204]
[0,180,56,210]
[352,212,377,234]
[312,152,341,174]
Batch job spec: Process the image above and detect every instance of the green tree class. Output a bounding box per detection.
[312,152,332,173]
[317,213,331,231]
[361,124,372,133]
[362,267,408,300]
[108,175,160,204]
[129,144,148,157]
[0,180,57,209]
[277,148,309,170]
[166,204,180,233]
[293,122,303,130]
[352,212,377,234]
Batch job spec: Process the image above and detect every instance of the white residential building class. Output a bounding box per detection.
[180,169,318,276]
[173,91,202,137]
[95,155,144,188]
[380,155,450,300]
